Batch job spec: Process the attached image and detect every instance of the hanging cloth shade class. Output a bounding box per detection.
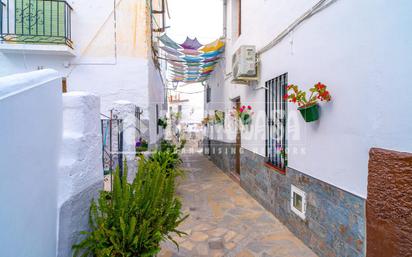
[159,34,182,50]
[202,66,215,73]
[201,70,213,75]
[170,67,185,72]
[186,62,202,67]
[180,48,202,56]
[180,37,203,50]
[201,49,223,58]
[159,34,225,83]
[202,61,218,68]
[182,56,203,63]
[169,61,185,67]
[165,54,182,62]
[204,56,220,63]
[186,66,201,71]
[201,39,225,52]
[160,46,181,56]
[185,71,201,75]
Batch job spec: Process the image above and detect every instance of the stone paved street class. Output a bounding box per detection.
[159,153,318,257]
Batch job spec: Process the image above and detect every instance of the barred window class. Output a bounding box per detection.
[206,85,211,103]
[265,73,288,171]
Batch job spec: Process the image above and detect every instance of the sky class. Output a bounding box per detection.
[164,0,223,117]
[166,0,223,45]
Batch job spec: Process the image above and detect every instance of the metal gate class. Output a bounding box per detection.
[101,113,123,190]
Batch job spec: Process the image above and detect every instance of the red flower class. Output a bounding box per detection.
[292,97,297,103]
[283,94,289,100]
[247,105,252,110]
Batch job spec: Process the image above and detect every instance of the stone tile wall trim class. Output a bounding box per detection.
[239,147,366,257]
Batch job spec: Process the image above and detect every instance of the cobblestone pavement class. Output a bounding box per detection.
[159,153,318,257]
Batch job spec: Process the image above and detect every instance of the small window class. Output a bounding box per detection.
[206,85,211,103]
[291,185,306,220]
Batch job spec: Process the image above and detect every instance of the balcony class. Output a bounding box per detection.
[0,0,74,55]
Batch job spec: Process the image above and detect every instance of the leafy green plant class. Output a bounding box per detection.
[158,117,168,129]
[178,139,186,150]
[149,151,182,177]
[72,159,188,257]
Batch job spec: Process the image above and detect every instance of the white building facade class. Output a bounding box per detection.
[205,1,412,256]
[0,0,167,146]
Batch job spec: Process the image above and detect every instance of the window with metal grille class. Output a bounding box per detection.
[206,85,211,103]
[265,73,288,171]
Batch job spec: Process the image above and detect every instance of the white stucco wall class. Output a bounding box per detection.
[207,0,412,198]
[58,92,103,207]
[0,70,62,257]
[0,0,158,130]
[148,58,166,146]
[57,91,103,257]
[112,100,138,181]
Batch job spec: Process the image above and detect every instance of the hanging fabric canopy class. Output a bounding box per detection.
[160,46,181,56]
[200,39,225,52]
[165,54,181,62]
[202,62,218,68]
[157,34,225,83]
[180,37,203,50]
[201,49,223,58]
[159,34,182,50]
[180,48,202,56]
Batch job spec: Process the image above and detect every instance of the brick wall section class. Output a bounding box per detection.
[203,138,236,175]
[367,148,412,257]
[240,148,366,257]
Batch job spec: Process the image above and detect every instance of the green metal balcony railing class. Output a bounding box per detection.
[0,0,73,48]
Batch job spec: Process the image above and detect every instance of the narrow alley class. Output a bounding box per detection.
[160,153,317,257]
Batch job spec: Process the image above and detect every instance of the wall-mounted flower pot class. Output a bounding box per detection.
[298,104,319,122]
[240,113,252,125]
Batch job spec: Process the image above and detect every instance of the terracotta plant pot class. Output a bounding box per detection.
[298,104,319,122]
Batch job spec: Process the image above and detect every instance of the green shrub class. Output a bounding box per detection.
[72,159,188,257]
[159,140,177,153]
[149,150,182,177]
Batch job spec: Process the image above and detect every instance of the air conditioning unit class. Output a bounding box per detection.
[232,45,258,82]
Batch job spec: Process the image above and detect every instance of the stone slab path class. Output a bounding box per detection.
[159,153,317,257]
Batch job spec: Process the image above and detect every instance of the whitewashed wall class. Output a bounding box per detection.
[0,70,62,257]
[57,91,103,257]
[148,58,166,146]
[207,0,412,198]
[0,0,163,139]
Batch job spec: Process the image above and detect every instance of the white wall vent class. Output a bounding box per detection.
[291,185,307,220]
[232,45,258,83]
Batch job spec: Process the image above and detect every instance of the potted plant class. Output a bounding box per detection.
[231,105,254,125]
[158,116,168,129]
[135,138,148,153]
[284,82,331,122]
[214,110,225,125]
